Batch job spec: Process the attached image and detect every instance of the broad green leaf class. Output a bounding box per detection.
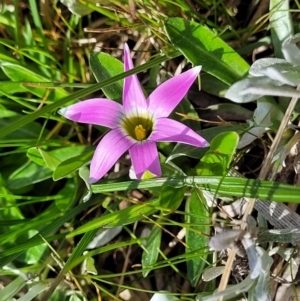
[38,148,61,171]
[195,132,239,176]
[210,132,239,155]
[8,161,52,190]
[27,145,93,177]
[90,52,123,101]
[0,105,18,118]
[185,189,210,286]
[0,81,28,94]
[27,147,45,166]
[142,225,162,277]
[53,149,94,180]
[158,184,186,211]
[164,18,249,85]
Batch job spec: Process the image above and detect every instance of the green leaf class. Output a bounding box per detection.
[41,228,101,301]
[0,277,27,301]
[17,229,47,265]
[53,149,94,180]
[0,115,45,140]
[38,148,61,171]
[0,175,24,244]
[91,176,300,203]
[89,52,124,101]
[185,189,210,286]
[201,73,230,97]
[142,225,162,277]
[17,282,49,300]
[0,47,19,64]
[0,62,68,100]
[8,161,52,190]
[159,185,186,211]
[27,148,44,166]
[0,196,102,267]
[195,132,239,176]
[0,81,28,94]
[67,198,161,237]
[164,18,249,85]
[27,145,93,178]
[55,179,78,211]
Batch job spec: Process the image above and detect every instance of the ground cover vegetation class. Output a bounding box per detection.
[1,0,300,300]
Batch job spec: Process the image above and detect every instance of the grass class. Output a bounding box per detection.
[0,0,300,301]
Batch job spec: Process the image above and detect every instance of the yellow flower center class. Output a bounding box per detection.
[134,124,147,141]
[121,115,153,142]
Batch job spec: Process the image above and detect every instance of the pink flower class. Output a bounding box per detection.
[59,44,209,183]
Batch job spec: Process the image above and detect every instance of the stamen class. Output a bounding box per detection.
[134,124,146,141]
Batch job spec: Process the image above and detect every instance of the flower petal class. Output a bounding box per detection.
[122,44,147,114]
[147,66,201,118]
[149,118,209,147]
[129,141,161,179]
[89,129,135,183]
[58,98,123,128]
